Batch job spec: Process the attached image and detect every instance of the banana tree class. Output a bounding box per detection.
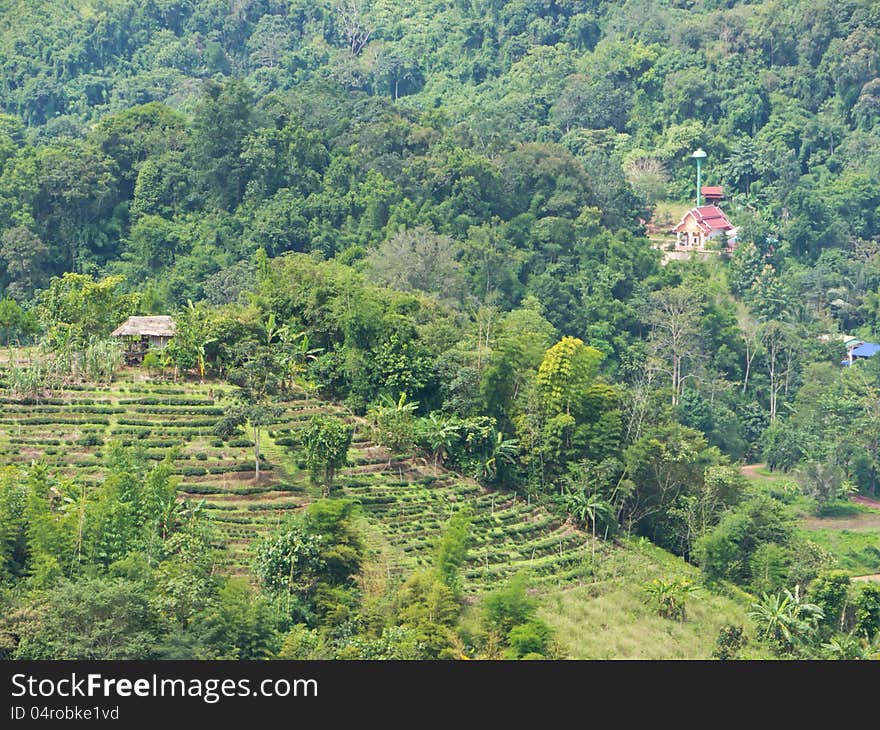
[196,337,217,384]
[478,431,518,484]
[60,481,88,566]
[368,392,420,464]
[748,586,824,655]
[180,499,208,533]
[419,412,460,473]
[278,329,322,392]
[262,312,287,347]
[644,577,699,621]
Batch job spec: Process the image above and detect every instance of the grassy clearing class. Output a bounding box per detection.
[652,200,690,229]
[799,528,880,575]
[537,538,771,660]
[741,464,798,491]
[742,463,880,576]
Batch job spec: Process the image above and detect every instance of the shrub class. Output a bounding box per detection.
[483,572,537,635]
[77,434,104,447]
[506,619,551,659]
[855,583,880,640]
[816,500,862,518]
[141,350,164,377]
[712,624,746,660]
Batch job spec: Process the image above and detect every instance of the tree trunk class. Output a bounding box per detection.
[743,339,754,395]
[324,466,334,498]
[768,346,778,421]
[591,517,596,568]
[254,425,260,479]
[671,354,680,406]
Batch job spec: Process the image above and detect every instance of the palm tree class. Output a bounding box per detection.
[564,489,614,567]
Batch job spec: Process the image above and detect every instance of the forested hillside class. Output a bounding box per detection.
[1,0,880,660]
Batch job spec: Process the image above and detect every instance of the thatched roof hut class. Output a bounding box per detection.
[111,316,176,338]
[111,316,176,364]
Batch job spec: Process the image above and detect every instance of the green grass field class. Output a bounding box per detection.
[742,463,880,577]
[537,538,771,659]
[798,529,880,575]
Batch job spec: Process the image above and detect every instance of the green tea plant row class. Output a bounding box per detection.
[0,370,312,577]
[0,367,594,588]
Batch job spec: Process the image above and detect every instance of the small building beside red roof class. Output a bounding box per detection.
[701,186,724,203]
[672,205,736,251]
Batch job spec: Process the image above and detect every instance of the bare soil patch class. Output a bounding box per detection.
[853,494,880,510]
[802,513,880,531]
[741,463,772,480]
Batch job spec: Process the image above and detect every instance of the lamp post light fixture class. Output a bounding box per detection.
[691,148,707,206]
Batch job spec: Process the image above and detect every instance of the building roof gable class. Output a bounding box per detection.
[111,316,176,338]
[673,205,733,234]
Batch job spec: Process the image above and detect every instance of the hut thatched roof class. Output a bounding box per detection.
[111,316,176,338]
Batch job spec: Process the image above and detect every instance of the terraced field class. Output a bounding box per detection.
[0,365,593,591]
[338,469,591,592]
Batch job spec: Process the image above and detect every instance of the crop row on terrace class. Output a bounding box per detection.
[0,367,319,575]
[0,366,594,589]
[330,459,593,592]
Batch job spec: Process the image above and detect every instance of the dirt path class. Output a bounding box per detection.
[802,514,880,531]
[802,496,880,530]
[741,464,880,530]
[852,574,880,583]
[853,494,880,510]
[741,463,772,480]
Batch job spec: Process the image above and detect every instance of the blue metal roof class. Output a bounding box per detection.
[852,342,880,358]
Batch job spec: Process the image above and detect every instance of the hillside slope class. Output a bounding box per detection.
[0,362,771,658]
[0,363,593,587]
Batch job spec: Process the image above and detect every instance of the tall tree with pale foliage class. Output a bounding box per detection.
[643,286,704,406]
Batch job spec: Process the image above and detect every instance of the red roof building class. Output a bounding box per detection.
[672,205,735,250]
[701,186,724,202]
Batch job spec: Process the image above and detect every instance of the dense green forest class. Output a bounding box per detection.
[1,0,880,659]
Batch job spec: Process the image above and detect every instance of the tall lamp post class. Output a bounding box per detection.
[691,148,707,206]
